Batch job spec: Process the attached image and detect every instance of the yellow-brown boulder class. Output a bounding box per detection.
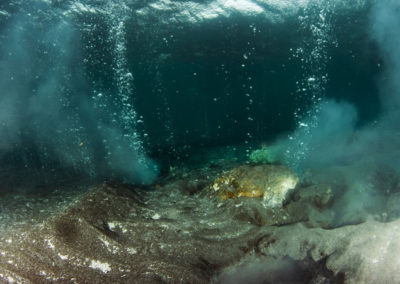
[211,164,298,207]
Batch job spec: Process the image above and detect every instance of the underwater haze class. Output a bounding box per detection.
[0,0,382,184]
[2,0,400,282]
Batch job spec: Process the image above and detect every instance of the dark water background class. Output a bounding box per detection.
[0,0,382,186]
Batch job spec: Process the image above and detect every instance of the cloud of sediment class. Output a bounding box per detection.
[0,5,158,184]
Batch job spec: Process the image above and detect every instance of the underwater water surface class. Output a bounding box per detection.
[1,0,400,282]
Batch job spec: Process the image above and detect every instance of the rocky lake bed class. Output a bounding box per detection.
[1,159,400,283]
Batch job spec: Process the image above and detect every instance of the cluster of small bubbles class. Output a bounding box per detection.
[237,24,259,156]
[104,0,154,170]
[161,34,174,46]
[285,0,336,171]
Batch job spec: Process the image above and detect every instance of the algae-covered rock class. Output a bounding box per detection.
[211,165,298,207]
[249,144,285,164]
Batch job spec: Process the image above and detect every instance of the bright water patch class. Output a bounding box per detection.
[135,0,368,25]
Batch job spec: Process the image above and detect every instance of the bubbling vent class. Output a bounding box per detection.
[284,0,336,171]
[106,1,143,155]
[85,0,159,183]
[0,0,158,185]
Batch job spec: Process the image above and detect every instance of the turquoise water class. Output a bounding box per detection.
[0,0,385,186]
[2,1,400,282]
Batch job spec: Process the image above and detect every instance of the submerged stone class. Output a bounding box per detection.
[211,164,298,207]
